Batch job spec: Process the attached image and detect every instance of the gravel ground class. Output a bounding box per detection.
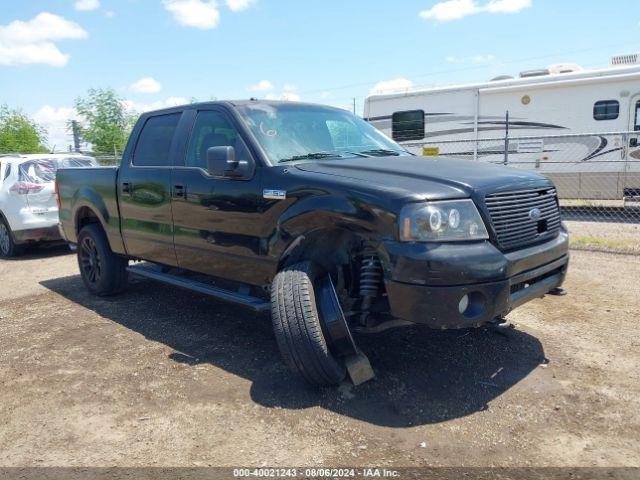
[0,246,639,468]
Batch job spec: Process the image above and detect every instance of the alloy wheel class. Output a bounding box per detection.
[79,236,101,285]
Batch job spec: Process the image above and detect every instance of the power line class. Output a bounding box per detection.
[298,40,640,97]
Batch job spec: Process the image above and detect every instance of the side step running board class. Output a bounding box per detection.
[127,264,270,313]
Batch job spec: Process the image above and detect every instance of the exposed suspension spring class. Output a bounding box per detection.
[359,253,382,299]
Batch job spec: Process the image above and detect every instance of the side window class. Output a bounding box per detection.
[133,113,181,166]
[635,101,640,131]
[593,100,619,121]
[185,111,251,169]
[3,163,11,181]
[392,110,425,141]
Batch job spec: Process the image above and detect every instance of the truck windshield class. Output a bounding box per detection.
[235,103,409,164]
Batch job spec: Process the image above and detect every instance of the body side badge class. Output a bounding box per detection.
[263,189,287,200]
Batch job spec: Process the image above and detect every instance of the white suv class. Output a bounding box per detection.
[0,154,97,258]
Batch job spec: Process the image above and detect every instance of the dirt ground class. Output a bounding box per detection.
[0,246,639,468]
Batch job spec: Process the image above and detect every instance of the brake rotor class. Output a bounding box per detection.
[316,274,358,358]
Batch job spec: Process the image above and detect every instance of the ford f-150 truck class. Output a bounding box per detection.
[57,100,569,386]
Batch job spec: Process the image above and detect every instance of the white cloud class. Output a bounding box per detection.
[162,0,220,29]
[370,77,414,95]
[129,77,162,94]
[33,105,78,150]
[265,92,301,102]
[105,11,115,18]
[420,0,531,22]
[122,96,190,113]
[250,82,299,101]
[485,0,531,13]
[249,80,274,92]
[163,0,256,29]
[74,0,100,11]
[420,0,478,21]
[225,0,256,12]
[0,12,88,67]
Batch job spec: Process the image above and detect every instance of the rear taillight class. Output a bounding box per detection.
[54,179,61,209]
[9,182,44,195]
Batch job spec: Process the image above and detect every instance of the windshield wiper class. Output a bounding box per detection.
[278,152,343,163]
[357,149,401,157]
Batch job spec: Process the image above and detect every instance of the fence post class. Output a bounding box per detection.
[503,110,510,165]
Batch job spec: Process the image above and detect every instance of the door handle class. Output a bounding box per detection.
[174,184,186,198]
[122,182,132,194]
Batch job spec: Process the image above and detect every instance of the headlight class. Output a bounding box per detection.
[399,199,489,242]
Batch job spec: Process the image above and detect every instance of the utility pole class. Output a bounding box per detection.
[503,110,510,165]
[71,120,81,153]
[353,98,357,116]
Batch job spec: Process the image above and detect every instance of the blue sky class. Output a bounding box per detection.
[1,0,639,149]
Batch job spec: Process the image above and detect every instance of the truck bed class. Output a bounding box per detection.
[56,166,122,249]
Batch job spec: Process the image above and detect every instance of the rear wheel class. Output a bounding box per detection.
[77,224,128,296]
[0,219,23,259]
[271,261,347,386]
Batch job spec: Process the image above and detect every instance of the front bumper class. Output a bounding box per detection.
[382,232,569,329]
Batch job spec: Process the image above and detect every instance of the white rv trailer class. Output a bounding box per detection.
[364,55,640,200]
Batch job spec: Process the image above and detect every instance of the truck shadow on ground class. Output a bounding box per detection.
[41,274,546,428]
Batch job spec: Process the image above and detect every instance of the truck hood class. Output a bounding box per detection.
[294,156,552,201]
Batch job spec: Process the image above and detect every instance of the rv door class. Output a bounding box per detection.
[629,97,640,147]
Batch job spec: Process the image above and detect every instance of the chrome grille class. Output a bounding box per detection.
[484,187,561,251]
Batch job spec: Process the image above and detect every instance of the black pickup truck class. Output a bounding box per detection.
[57,100,569,386]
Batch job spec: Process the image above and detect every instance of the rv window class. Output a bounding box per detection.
[593,100,619,121]
[634,101,640,131]
[392,110,425,142]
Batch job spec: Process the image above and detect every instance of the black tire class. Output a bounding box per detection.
[0,218,24,259]
[77,224,128,296]
[271,261,346,386]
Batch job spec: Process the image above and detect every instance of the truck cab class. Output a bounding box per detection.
[57,100,569,386]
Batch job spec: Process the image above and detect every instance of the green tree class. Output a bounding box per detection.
[74,88,135,154]
[0,105,48,154]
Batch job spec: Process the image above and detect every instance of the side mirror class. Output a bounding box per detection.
[207,146,238,177]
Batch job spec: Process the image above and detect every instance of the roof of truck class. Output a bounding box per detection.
[140,99,348,117]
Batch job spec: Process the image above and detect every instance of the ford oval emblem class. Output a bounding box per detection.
[529,208,542,220]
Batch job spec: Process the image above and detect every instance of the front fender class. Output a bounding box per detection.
[268,192,396,272]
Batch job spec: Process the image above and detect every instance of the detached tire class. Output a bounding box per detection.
[271,261,346,386]
[0,218,23,259]
[77,224,128,296]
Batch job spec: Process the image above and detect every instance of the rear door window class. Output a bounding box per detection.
[634,101,640,131]
[19,159,58,184]
[392,110,425,141]
[133,113,182,166]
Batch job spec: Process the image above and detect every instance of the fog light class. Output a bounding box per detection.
[458,294,469,314]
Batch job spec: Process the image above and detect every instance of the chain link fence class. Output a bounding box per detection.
[92,154,120,166]
[409,131,640,254]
